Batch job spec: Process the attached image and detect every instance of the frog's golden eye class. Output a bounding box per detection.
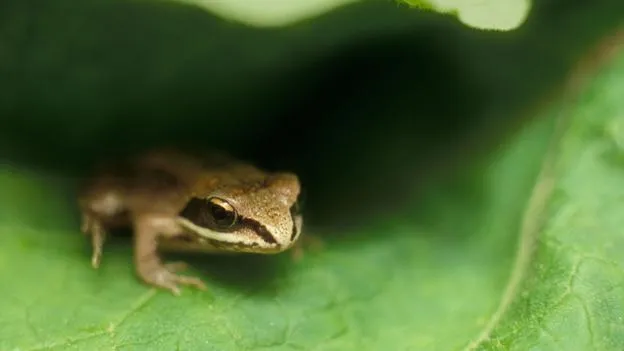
[207,197,238,229]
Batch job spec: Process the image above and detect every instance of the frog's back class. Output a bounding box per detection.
[79,147,269,221]
[78,149,190,223]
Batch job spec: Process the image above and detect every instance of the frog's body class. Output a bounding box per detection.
[79,148,303,295]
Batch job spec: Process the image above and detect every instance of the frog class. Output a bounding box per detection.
[78,148,303,295]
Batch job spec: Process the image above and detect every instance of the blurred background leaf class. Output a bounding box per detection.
[177,0,531,30]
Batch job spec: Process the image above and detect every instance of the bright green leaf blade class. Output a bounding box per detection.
[474,39,624,351]
[404,0,531,30]
[176,0,358,27]
[177,0,531,30]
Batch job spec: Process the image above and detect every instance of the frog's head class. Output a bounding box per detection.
[176,172,303,253]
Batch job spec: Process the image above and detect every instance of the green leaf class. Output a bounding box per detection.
[0,113,554,351]
[1,0,623,350]
[176,0,531,30]
[403,0,531,30]
[175,0,358,27]
[474,39,624,350]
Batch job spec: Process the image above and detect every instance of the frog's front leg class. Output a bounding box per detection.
[133,214,207,295]
[81,212,107,268]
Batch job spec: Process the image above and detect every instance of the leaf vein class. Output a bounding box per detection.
[571,294,597,350]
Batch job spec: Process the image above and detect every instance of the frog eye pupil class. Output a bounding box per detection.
[208,198,237,228]
[211,205,226,219]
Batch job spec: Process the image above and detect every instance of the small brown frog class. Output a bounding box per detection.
[78,148,303,295]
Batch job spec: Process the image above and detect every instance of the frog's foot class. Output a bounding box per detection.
[138,260,207,296]
[81,213,107,269]
[290,234,324,262]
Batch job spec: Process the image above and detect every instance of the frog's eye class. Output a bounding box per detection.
[207,197,238,228]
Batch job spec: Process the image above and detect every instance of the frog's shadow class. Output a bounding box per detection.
[169,252,292,294]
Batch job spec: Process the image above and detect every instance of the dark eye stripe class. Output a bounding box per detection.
[238,216,278,245]
[179,198,212,227]
[179,197,280,245]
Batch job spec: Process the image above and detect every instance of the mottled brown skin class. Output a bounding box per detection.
[78,149,303,295]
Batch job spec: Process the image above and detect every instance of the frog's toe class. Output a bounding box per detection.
[156,272,207,296]
[140,262,207,296]
[174,274,207,291]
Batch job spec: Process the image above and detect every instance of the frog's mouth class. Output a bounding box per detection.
[175,217,285,253]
